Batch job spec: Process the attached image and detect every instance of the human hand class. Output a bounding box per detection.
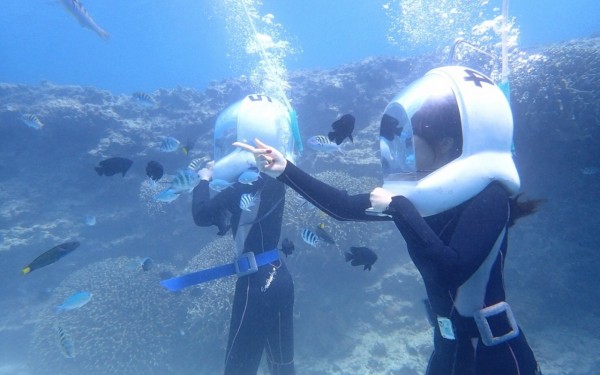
[198,160,214,181]
[369,187,393,212]
[232,138,287,178]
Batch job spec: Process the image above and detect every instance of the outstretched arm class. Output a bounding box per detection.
[235,139,390,222]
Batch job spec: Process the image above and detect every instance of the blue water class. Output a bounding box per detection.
[1,1,600,374]
[0,0,598,93]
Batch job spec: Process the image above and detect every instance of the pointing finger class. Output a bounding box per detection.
[232,141,256,153]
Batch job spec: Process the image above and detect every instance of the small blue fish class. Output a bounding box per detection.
[55,291,92,313]
[239,192,259,211]
[132,92,155,107]
[170,169,200,193]
[209,179,234,192]
[159,137,180,152]
[307,135,344,154]
[155,188,179,203]
[238,169,261,185]
[84,214,96,226]
[56,325,75,359]
[21,114,44,130]
[301,228,319,247]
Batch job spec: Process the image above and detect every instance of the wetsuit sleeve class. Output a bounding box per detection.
[277,161,389,222]
[191,180,236,228]
[389,183,510,287]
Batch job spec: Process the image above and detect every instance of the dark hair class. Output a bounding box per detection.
[411,92,463,160]
[508,194,546,227]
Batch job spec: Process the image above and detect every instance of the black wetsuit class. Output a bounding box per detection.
[192,176,295,375]
[278,162,541,375]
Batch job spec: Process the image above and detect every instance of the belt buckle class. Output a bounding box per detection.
[235,252,258,277]
[473,301,520,346]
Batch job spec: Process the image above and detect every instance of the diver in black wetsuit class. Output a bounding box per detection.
[193,172,293,375]
[191,95,297,375]
[236,67,543,374]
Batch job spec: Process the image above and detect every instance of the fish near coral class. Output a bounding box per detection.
[328,114,355,145]
[22,241,80,274]
[21,114,44,130]
[146,160,164,181]
[307,135,344,154]
[159,137,180,153]
[95,157,133,177]
[56,325,75,358]
[345,246,378,271]
[314,223,336,245]
[55,291,92,313]
[300,228,319,247]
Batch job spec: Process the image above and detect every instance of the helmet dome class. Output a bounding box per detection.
[380,66,520,216]
[212,94,296,183]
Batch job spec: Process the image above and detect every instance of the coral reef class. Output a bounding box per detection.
[28,257,186,374]
[0,36,599,374]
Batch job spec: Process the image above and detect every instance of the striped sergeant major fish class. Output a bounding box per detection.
[307,135,345,154]
[187,158,204,172]
[59,0,109,40]
[56,325,75,358]
[300,228,319,248]
[239,192,259,212]
[21,114,44,130]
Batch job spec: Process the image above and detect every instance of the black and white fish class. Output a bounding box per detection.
[59,0,109,40]
[239,192,259,211]
[307,135,344,154]
[187,158,204,172]
[328,114,355,145]
[94,157,133,177]
[345,246,378,271]
[132,92,155,107]
[300,228,319,247]
[56,325,75,358]
[159,137,180,152]
[21,114,44,130]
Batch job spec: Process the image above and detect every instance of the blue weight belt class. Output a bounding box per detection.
[160,249,279,292]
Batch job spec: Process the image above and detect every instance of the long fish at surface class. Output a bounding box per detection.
[59,0,109,40]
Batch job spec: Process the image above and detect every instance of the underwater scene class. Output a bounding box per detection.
[1,1,599,374]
